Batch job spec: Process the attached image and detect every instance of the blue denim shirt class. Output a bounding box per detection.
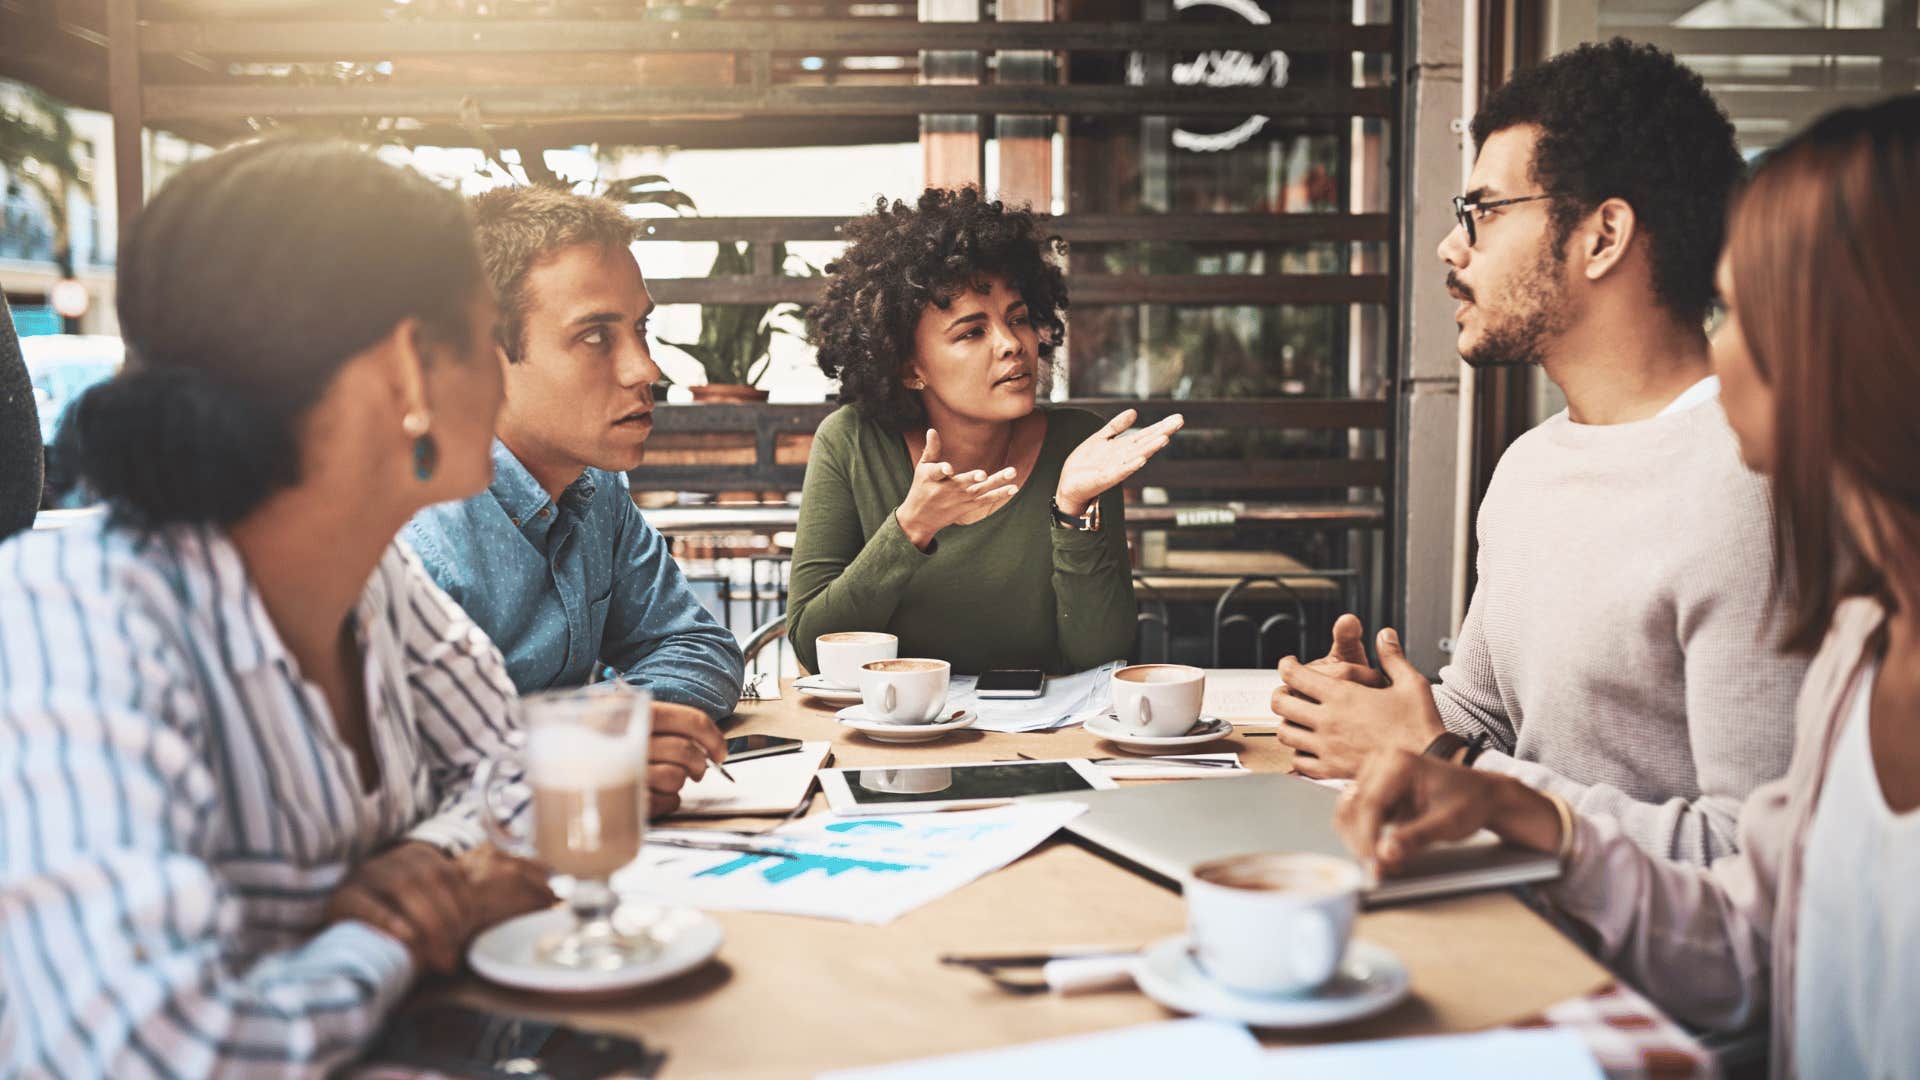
[405,440,743,718]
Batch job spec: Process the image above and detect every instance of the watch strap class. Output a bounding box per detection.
[1422,731,1468,762]
[1423,730,1486,765]
[1049,495,1100,532]
[1460,732,1489,766]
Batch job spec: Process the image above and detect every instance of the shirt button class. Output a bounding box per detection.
[537,508,550,519]
[510,516,521,526]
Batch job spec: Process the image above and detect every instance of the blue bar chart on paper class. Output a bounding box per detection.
[618,804,1088,924]
[696,849,921,884]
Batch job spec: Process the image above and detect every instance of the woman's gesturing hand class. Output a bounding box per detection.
[894,428,1021,550]
[1055,409,1184,516]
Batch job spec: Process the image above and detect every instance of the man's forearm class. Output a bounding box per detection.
[618,630,746,720]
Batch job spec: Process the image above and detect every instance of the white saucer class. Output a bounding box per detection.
[836,705,978,743]
[1133,934,1410,1029]
[1085,714,1235,754]
[468,905,723,995]
[794,675,863,703]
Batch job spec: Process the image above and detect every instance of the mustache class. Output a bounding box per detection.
[1446,272,1474,303]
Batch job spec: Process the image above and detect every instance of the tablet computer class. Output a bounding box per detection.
[816,759,1114,815]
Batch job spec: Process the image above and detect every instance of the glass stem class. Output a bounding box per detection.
[569,878,618,934]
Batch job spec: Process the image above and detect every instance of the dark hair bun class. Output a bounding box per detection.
[86,137,481,527]
[76,367,298,527]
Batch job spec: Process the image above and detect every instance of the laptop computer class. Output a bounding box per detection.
[1039,772,1561,906]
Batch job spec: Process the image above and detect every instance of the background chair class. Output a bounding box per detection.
[0,294,45,541]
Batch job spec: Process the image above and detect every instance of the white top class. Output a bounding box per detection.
[0,517,523,1076]
[1656,374,1720,416]
[1795,664,1920,1076]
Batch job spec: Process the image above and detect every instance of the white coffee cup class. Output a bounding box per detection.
[1110,663,1206,737]
[857,766,954,796]
[1185,852,1363,996]
[815,631,898,689]
[858,658,951,724]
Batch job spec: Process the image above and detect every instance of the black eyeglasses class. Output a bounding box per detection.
[1451,193,1558,247]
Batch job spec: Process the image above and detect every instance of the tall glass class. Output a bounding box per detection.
[476,683,653,970]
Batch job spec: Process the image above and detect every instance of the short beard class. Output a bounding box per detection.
[1461,238,1573,369]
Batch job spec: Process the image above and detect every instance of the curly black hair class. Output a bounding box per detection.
[807,187,1067,432]
[1472,38,1742,325]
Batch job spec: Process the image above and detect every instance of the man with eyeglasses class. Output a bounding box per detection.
[1269,39,1806,866]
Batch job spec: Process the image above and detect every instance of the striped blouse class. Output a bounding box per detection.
[0,515,523,1077]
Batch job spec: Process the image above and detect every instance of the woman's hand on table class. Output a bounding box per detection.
[1333,749,1564,876]
[1054,409,1184,516]
[323,840,474,974]
[457,843,557,933]
[647,701,728,819]
[895,427,1021,550]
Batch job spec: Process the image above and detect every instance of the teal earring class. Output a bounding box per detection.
[412,434,438,481]
[402,410,437,482]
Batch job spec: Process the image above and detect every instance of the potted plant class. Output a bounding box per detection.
[664,240,807,402]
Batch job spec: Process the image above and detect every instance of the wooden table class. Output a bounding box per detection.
[446,682,1610,1079]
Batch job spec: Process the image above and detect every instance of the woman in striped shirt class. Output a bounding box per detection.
[0,139,552,1076]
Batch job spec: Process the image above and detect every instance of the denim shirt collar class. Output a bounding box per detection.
[488,439,598,546]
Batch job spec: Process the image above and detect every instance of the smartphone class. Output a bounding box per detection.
[724,733,805,763]
[354,1003,664,1080]
[976,669,1047,699]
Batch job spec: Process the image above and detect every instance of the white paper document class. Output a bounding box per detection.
[1261,1030,1603,1079]
[818,1019,1265,1080]
[616,801,1086,924]
[669,741,833,817]
[947,661,1123,732]
[1201,668,1288,724]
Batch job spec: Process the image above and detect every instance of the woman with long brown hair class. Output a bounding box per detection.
[1332,93,1920,1077]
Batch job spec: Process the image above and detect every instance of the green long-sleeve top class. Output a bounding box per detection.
[787,405,1137,676]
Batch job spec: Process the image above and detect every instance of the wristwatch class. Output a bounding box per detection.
[1049,495,1101,532]
[1422,730,1488,766]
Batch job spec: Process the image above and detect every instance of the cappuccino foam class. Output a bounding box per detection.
[865,659,945,673]
[1193,854,1357,897]
[527,722,647,790]
[1116,664,1202,685]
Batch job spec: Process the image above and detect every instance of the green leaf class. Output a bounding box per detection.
[607,174,674,189]
[709,240,753,276]
[626,190,698,213]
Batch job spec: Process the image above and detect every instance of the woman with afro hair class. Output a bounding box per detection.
[787,187,1182,677]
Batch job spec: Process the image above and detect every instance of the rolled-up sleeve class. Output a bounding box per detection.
[600,494,744,719]
[1545,772,1788,1033]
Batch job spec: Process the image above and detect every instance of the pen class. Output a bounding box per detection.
[650,836,796,859]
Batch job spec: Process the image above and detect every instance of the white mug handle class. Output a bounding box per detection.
[1132,698,1153,730]
[880,680,898,716]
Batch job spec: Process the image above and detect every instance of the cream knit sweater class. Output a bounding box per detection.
[1436,395,1808,864]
